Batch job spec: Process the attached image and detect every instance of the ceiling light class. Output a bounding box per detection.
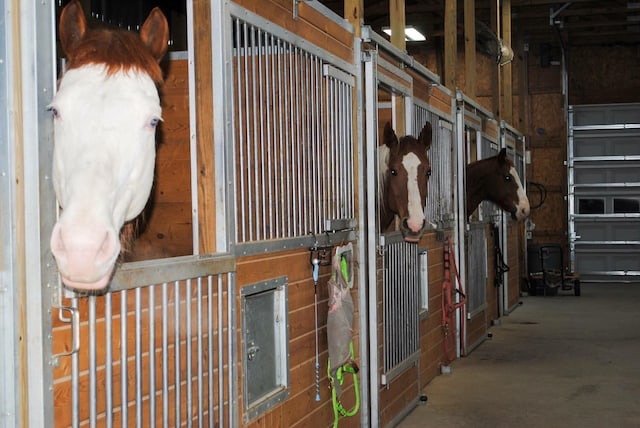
[382,26,427,42]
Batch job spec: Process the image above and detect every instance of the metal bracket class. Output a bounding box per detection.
[51,305,80,367]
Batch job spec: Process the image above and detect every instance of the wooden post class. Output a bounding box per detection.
[491,0,500,118]
[464,0,476,98]
[444,0,457,91]
[390,0,406,135]
[344,0,363,38]
[502,0,513,123]
[193,0,216,254]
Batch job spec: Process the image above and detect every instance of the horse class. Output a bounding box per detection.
[466,148,530,220]
[49,0,169,291]
[379,122,433,243]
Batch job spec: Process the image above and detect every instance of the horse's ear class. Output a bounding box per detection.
[383,122,399,149]
[140,7,169,63]
[59,0,87,58]
[497,148,508,162]
[418,122,432,150]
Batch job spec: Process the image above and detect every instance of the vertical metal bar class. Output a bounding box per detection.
[250,25,260,241]
[161,283,169,428]
[286,42,294,237]
[174,281,182,425]
[120,290,128,426]
[236,18,247,243]
[135,287,143,428]
[276,38,286,237]
[257,28,267,240]
[292,46,301,236]
[89,296,97,428]
[207,276,214,428]
[186,279,193,427]
[268,33,278,238]
[265,34,275,240]
[218,275,225,427]
[149,285,156,427]
[196,277,203,427]
[71,298,79,428]
[105,293,113,428]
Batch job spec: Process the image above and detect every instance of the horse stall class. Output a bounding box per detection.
[455,92,528,353]
[31,0,361,427]
[361,28,458,425]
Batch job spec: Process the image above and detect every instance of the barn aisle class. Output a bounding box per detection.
[398,284,640,428]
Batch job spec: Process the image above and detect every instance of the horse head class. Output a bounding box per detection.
[379,122,433,242]
[49,0,169,291]
[466,148,530,220]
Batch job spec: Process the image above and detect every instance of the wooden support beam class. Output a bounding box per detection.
[464,0,476,98]
[491,0,500,118]
[444,0,457,91]
[502,0,513,123]
[390,0,406,135]
[344,0,363,38]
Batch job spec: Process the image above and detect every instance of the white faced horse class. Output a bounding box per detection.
[49,0,169,291]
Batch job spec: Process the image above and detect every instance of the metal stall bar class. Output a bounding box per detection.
[381,234,420,384]
[64,256,236,427]
[363,49,380,426]
[229,5,356,254]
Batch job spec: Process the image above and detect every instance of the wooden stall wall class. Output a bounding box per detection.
[228,1,359,427]
[526,46,567,250]
[127,58,193,261]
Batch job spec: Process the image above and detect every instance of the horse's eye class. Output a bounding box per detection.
[505,175,512,181]
[149,117,161,128]
[427,169,432,177]
[390,169,398,176]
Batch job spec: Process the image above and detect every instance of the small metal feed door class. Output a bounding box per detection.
[241,277,289,422]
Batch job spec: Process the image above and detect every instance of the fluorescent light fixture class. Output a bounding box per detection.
[382,26,427,42]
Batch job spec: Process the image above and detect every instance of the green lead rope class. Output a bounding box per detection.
[328,341,360,428]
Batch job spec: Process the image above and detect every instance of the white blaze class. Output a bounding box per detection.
[510,166,530,219]
[402,152,425,232]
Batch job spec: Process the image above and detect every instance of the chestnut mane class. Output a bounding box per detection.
[65,27,164,83]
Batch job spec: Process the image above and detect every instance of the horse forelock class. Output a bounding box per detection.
[67,28,163,84]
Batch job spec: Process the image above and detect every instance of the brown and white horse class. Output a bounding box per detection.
[466,148,530,220]
[379,122,433,242]
[49,0,169,291]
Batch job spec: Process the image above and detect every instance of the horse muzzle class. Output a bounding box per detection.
[401,218,430,243]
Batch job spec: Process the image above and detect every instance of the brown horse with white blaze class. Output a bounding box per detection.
[466,148,530,220]
[379,122,433,242]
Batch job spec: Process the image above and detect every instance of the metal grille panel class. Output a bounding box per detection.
[381,233,420,384]
[232,17,355,243]
[467,224,488,315]
[57,270,236,428]
[413,105,454,226]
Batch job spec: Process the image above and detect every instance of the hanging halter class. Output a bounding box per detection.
[441,237,467,364]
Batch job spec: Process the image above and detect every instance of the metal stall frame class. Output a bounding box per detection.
[4,0,61,425]
[500,121,527,314]
[362,25,444,427]
[1,0,20,423]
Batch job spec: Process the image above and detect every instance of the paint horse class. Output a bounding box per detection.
[49,0,169,291]
[379,122,433,242]
[466,148,530,220]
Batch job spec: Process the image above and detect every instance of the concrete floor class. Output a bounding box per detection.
[398,284,640,428]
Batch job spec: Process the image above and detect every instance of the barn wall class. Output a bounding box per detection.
[527,42,640,260]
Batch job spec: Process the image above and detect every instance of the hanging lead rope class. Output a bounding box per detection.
[441,237,467,365]
[312,257,321,401]
[328,341,360,428]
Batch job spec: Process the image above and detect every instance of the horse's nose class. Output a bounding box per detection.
[51,222,119,290]
[405,217,424,233]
